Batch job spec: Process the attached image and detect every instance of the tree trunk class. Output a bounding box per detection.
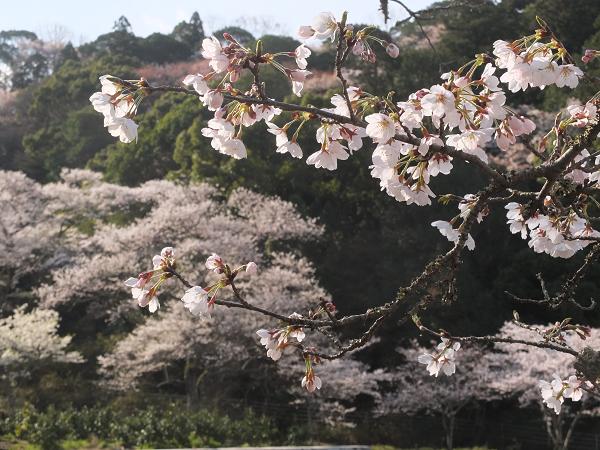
[442,414,456,450]
[544,411,565,450]
[184,359,199,409]
[562,413,582,450]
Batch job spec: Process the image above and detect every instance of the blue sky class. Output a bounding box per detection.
[1,0,434,43]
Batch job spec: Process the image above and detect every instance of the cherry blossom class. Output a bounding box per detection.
[539,376,565,414]
[306,140,349,170]
[427,153,453,176]
[446,128,494,163]
[252,104,282,122]
[582,49,599,64]
[203,89,224,111]
[297,25,315,39]
[105,116,139,143]
[417,337,461,377]
[266,122,289,146]
[289,69,312,96]
[302,368,322,392]
[420,85,455,119]
[277,140,303,158]
[555,64,583,88]
[220,137,247,159]
[365,113,396,143]
[181,286,211,318]
[431,220,475,250]
[245,262,258,275]
[201,36,228,73]
[309,12,337,40]
[182,73,209,95]
[385,42,399,58]
[294,44,311,69]
[205,253,225,274]
[567,102,597,128]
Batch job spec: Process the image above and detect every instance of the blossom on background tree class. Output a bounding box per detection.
[37,171,320,319]
[28,169,358,398]
[489,322,600,450]
[85,9,600,421]
[98,252,331,406]
[276,346,389,428]
[380,342,497,450]
[0,171,60,306]
[0,306,82,370]
[0,306,83,409]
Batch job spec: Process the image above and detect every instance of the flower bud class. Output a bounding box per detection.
[352,39,365,56]
[386,43,400,58]
[582,49,598,64]
[298,26,315,39]
[245,261,258,275]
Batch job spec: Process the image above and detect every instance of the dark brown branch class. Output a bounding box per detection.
[334,12,356,122]
[390,0,439,57]
[135,81,511,186]
[419,325,579,356]
[116,70,600,362]
[506,244,600,311]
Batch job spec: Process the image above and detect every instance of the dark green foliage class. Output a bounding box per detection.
[1,404,276,449]
[171,12,205,51]
[139,33,193,64]
[258,34,301,53]
[90,92,204,185]
[19,57,136,181]
[213,26,255,45]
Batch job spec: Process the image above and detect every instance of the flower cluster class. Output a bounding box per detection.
[493,33,583,92]
[417,337,461,377]
[255,312,327,392]
[181,253,258,318]
[90,13,598,267]
[431,220,475,250]
[539,374,586,414]
[302,353,322,393]
[298,12,399,63]
[124,246,176,313]
[367,59,537,206]
[505,201,599,258]
[256,316,306,361]
[582,48,600,64]
[125,250,258,316]
[89,75,140,143]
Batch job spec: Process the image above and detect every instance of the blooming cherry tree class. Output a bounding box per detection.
[489,322,600,450]
[87,10,600,420]
[0,306,83,408]
[381,342,497,450]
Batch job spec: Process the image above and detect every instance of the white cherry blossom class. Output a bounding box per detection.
[421,85,456,118]
[181,286,210,317]
[289,69,312,96]
[431,220,475,250]
[365,113,396,143]
[105,116,138,143]
[295,44,311,69]
[183,73,209,95]
[306,141,349,170]
[311,12,337,40]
